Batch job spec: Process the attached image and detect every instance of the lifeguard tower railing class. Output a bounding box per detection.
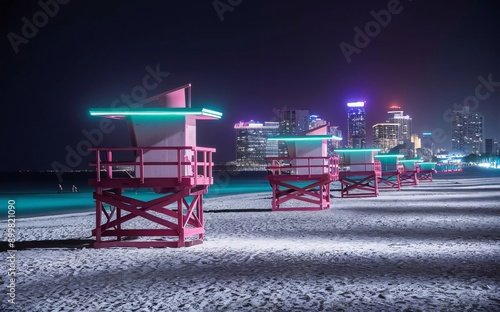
[339,161,383,174]
[88,146,215,248]
[265,156,339,211]
[377,163,405,190]
[379,163,405,172]
[338,161,382,197]
[266,156,339,177]
[89,146,215,187]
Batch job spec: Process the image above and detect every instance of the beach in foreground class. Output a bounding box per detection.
[1,173,500,311]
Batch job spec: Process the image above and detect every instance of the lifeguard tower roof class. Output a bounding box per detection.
[399,158,423,162]
[374,154,404,170]
[419,162,436,169]
[399,158,423,168]
[269,124,341,160]
[374,154,404,158]
[335,148,381,153]
[268,134,342,141]
[89,107,222,120]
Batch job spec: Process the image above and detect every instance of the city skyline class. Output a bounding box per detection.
[232,101,494,157]
[1,1,500,170]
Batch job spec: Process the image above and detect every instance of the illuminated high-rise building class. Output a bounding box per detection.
[411,133,421,157]
[279,109,310,134]
[278,109,309,156]
[485,138,498,155]
[387,107,412,144]
[234,121,279,170]
[327,125,342,155]
[347,101,366,148]
[451,106,484,155]
[309,115,328,129]
[421,132,434,151]
[372,123,399,153]
[419,132,434,161]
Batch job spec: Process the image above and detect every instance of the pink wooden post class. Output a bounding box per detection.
[106,150,113,179]
[95,187,102,242]
[96,150,101,182]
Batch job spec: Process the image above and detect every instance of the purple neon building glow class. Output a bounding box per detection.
[347,101,366,148]
[347,101,365,107]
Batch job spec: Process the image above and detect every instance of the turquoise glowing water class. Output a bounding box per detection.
[1,167,498,219]
[0,171,271,219]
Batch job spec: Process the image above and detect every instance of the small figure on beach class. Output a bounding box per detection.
[72,184,78,193]
[58,184,63,193]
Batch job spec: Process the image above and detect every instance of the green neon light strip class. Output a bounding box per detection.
[399,159,422,162]
[89,108,223,119]
[374,154,405,158]
[335,148,381,152]
[200,108,223,117]
[268,135,342,141]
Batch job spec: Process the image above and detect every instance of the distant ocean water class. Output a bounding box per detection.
[0,170,270,219]
[0,167,498,219]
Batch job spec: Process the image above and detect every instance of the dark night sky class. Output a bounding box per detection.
[1,0,500,171]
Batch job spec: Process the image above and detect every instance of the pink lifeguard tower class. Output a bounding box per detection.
[399,158,422,186]
[374,154,405,191]
[265,125,340,211]
[336,148,382,198]
[88,84,222,248]
[417,162,437,182]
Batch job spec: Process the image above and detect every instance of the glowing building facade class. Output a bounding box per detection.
[279,109,310,134]
[451,107,484,155]
[235,121,279,170]
[347,102,366,148]
[309,115,328,129]
[419,132,435,162]
[410,133,421,157]
[387,108,412,144]
[328,125,342,155]
[421,132,434,155]
[485,138,498,155]
[278,109,309,156]
[372,123,399,153]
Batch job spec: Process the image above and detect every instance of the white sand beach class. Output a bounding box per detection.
[1,174,500,311]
